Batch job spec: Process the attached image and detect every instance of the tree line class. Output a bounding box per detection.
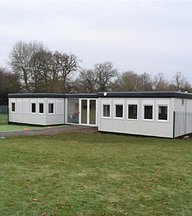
[0,40,192,104]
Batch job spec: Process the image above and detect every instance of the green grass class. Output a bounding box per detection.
[0,132,192,215]
[0,114,45,132]
[0,113,8,125]
[0,124,44,132]
[0,123,68,132]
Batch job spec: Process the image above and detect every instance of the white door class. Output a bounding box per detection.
[80,99,96,125]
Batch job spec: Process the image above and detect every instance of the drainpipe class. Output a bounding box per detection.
[173,111,176,138]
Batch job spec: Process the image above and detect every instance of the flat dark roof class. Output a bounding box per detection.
[8,93,66,98]
[65,93,98,98]
[8,92,98,99]
[8,91,192,99]
[98,91,192,99]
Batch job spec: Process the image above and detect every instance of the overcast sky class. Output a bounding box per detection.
[0,0,192,83]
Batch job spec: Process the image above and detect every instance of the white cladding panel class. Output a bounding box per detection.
[56,99,64,115]
[173,98,192,137]
[17,99,22,113]
[174,98,192,112]
[46,98,65,125]
[98,98,174,138]
[9,98,65,125]
[23,99,30,113]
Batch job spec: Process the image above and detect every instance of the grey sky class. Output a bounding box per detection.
[0,0,192,83]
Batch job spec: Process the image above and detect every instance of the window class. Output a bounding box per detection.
[31,103,36,113]
[128,104,137,119]
[67,99,79,124]
[11,102,15,112]
[39,103,44,114]
[89,100,96,125]
[158,105,168,120]
[115,105,123,118]
[81,100,87,124]
[144,105,153,120]
[103,105,110,117]
[48,103,54,114]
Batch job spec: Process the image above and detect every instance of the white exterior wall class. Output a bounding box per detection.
[173,98,192,137]
[45,98,65,125]
[98,97,175,138]
[9,98,65,126]
[174,98,192,112]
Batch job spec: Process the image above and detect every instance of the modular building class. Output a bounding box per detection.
[8,91,192,138]
[8,93,98,126]
[8,93,65,126]
[97,92,192,138]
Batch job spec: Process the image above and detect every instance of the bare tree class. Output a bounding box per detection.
[29,49,54,92]
[94,62,119,91]
[0,67,20,104]
[137,72,153,91]
[153,73,170,91]
[73,62,119,92]
[9,41,44,92]
[9,41,79,93]
[119,71,139,91]
[54,51,79,93]
[75,69,97,92]
[171,72,191,91]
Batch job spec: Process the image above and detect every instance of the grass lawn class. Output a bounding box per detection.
[0,113,8,125]
[0,113,49,132]
[0,122,68,132]
[0,113,56,132]
[0,124,45,132]
[0,132,192,216]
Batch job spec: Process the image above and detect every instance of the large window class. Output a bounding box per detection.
[67,99,79,124]
[48,103,54,114]
[31,103,36,113]
[158,105,168,120]
[39,103,44,114]
[103,104,110,117]
[128,104,137,119]
[115,104,123,118]
[11,102,15,112]
[89,100,96,125]
[81,100,87,124]
[144,105,153,120]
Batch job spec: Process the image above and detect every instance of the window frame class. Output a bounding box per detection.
[39,103,44,114]
[127,104,138,120]
[157,104,169,122]
[67,98,79,124]
[143,104,154,121]
[31,103,36,114]
[48,103,54,114]
[102,104,111,118]
[11,102,15,112]
[114,104,124,119]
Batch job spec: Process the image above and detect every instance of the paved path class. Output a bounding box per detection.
[0,125,97,137]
